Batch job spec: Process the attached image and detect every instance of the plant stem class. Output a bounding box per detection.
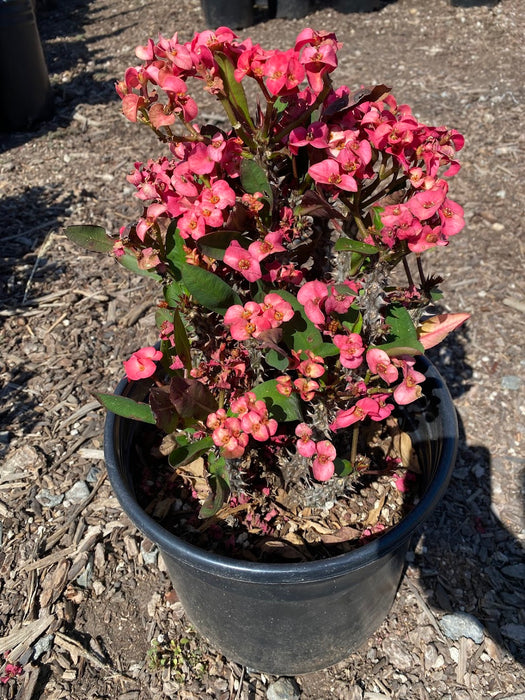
[272,78,332,144]
[416,255,426,286]
[350,424,359,467]
[402,256,415,288]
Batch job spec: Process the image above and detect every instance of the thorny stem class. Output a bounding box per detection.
[340,192,368,239]
[272,78,332,145]
[402,256,415,288]
[350,424,359,466]
[218,95,257,151]
[416,255,426,286]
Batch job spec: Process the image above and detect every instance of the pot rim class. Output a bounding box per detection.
[104,355,458,584]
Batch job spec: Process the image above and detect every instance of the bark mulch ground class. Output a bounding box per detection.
[1,0,524,698]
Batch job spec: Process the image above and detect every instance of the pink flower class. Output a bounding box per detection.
[293,377,319,401]
[366,348,398,384]
[330,397,380,431]
[241,408,278,442]
[223,241,262,282]
[260,293,294,327]
[264,49,305,96]
[297,351,325,378]
[249,232,286,261]
[201,179,236,210]
[325,283,357,316]
[123,346,163,380]
[169,355,185,370]
[288,121,329,154]
[295,423,316,457]
[300,42,338,94]
[1,662,23,684]
[171,162,199,197]
[308,158,358,192]
[439,198,464,236]
[333,333,364,369]
[212,417,249,459]
[312,440,336,481]
[276,375,293,396]
[297,280,329,326]
[407,187,446,221]
[187,142,216,175]
[392,359,426,405]
[224,302,270,340]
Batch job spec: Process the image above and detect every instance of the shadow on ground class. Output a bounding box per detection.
[1,0,120,154]
[414,340,524,664]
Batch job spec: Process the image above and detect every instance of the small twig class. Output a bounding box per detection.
[17,545,77,573]
[22,231,56,305]
[0,614,54,659]
[54,632,134,681]
[404,577,447,643]
[234,665,246,700]
[44,311,68,335]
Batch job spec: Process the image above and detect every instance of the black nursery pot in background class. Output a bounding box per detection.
[104,357,458,675]
[0,0,53,131]
[200,0,254,29]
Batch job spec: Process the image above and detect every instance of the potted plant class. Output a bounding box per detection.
[66,26,468,674]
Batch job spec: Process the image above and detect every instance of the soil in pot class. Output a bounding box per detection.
[130,414,421,563]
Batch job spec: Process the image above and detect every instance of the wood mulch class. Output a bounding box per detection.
[1,0,524,698]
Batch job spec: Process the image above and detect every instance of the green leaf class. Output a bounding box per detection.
[342,312,363,336]
[271,289,325,354]
[64,225,113,253]
[172,308,192,371]
[264,348,290,371]
[334,238,379,255]
[155,307,172,329]
[252,379,303,422]
[181,263,240,314]
[96,393,156,424]
[197,230,247,261]
[372,205,384,231]
[375,304,424,356]
[199,457,230,519]
[240,159,273,207]
[214,52,254,129]
[169,436,214,468]
[165,222,186,280]
[163,279,184,308]
[334,457,354,477]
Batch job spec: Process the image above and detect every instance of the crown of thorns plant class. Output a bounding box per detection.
[68,26,468,512]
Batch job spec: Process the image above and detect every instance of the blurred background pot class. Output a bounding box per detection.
[104,356,457,675]
[200,0,254,29]
[0,0,53,131]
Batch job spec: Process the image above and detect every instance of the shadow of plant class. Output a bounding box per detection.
[412,341,524,664]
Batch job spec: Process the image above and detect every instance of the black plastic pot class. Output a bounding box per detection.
[268,0,310,19]
[0,0,53,131]
[200,0,254,29]
[104,356,457,675]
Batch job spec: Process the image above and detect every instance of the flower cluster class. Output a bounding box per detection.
[69,26,468,509]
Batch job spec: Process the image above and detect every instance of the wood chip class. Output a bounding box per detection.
[0,614,54,661]
[53,632,134,681]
